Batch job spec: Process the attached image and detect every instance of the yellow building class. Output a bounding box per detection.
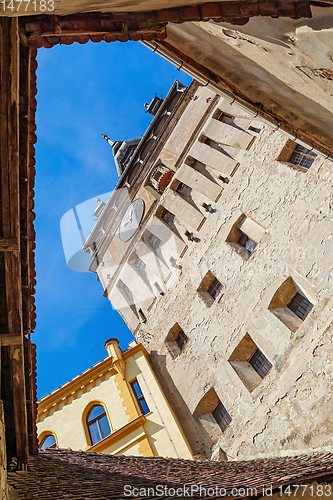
[37,338,192,459]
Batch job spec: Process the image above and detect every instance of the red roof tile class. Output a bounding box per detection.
[7,450,333,499]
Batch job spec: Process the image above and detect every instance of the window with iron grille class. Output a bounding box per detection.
[116,279,136,312]
[130,380,149,415]
[132,256,146,275]
[145,231,161,252]
[197,271,224,306]
[268,277,315,333]
[249,349,272,379]
[207,278,223,300]
[287,292,313,320]
[212,402,232,432]
[175,330,189,351]
[238,232,257,254]
[226,214,264,260]
[229,333,272,392]
[289,145,317,168]
[165,323,188,357]
[176,182,187,194]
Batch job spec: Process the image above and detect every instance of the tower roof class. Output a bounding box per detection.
[103,134,141,176]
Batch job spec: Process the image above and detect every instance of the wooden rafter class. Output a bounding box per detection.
[0,238,19,252]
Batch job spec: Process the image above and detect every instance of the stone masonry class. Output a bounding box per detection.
[89,81,333,461]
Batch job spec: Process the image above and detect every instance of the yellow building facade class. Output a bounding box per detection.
[37,338,192,459]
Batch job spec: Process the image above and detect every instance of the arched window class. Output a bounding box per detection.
[86,405,111,445]
[40,434,57,450]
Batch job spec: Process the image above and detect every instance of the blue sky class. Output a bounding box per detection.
[34,40,191,399]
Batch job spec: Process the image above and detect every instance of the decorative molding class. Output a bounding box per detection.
[37,343,148,421]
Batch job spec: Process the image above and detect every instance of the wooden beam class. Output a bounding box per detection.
[0,17,28,469]
[4,253,23,344]
[10,343,28,470]
[0,23,20,242]
[27,27,165,39]
[0,238,19,252]
[0,335,22,346]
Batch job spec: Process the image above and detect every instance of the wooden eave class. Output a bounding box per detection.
[17,1,313,50]
[0,17,38,470]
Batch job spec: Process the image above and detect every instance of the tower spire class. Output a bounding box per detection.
[102,134,115,147]
[102,133,141,177]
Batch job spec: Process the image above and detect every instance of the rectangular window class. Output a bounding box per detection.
[207,278,223,300]
[249,348,272,379]
[212,402,232,432]
[213,109,234,124]
[289,144,317,169]
[249,126,261,133]
[133,256,146,274]
[238,232,257,254]
[229,333,272,392]
[176,182,187,194]
[175,330,189,351]
[138,309,147,323]
[287,292,313,320]
[197,271,224,306]
[165,323,188,358]
[156,206,174,225]
[145,232,161,252]
[116,279,137,316]
[226,214,264,260]
[130,380,149,415]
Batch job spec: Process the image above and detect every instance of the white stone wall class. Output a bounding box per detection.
[166,6,333,152]
[97,81,333,459]
[107,86,333,460]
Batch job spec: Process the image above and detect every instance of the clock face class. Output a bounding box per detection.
[119,199,145,242]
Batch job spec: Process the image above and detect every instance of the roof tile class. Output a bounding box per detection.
[7,450,333,499]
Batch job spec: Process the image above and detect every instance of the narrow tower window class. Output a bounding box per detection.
[212,402,232,432]
[130,380,149,415]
